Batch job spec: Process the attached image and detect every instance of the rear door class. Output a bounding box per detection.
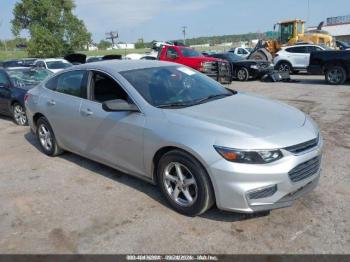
[287,46,308,68]
[79,70,146,176]
[40,70,88,152]
[0,71,12,114]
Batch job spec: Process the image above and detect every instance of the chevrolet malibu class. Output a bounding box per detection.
[25,60,322,216]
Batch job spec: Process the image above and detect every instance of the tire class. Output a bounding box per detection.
[157,150,214,216]
[12,103,28,126]
[36,117,63,156]
[276,61,293,73]
[325,65,346,85]
[236,67,250,81]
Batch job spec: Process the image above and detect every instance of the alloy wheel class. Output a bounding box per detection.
[38,124,53,151]
[13,104,27,125]
[163,162,198,207]
[278,63,291,72]
[327,69,343,84]
[237,68,248,81]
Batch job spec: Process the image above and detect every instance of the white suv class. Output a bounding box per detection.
[273,44,326,73]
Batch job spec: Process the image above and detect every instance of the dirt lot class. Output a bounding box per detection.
[0,75,349,254]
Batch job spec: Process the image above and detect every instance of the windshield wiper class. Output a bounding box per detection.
[193,93,232,105]
[156,102,192,109]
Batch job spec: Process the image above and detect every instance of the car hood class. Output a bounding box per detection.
[187,56,226,63]
[164,93,306,139]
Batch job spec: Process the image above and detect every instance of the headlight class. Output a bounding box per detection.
[214,146,283,164]
[250,64,258,69]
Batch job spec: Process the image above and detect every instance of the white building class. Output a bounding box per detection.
[107,43,135,50]
[308,15,350,42]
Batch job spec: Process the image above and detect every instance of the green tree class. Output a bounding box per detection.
[97,40,112,50]
[135,38,145,49]
[11,0,91,57]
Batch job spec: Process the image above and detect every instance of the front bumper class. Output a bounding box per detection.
[250,66,274,78]
[209,138,323,213]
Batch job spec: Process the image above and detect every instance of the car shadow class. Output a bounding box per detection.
[24,131,270,222]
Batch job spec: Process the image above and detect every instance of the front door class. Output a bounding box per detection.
[79,71,146,177]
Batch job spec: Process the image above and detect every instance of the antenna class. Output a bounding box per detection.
[182,26,187,45]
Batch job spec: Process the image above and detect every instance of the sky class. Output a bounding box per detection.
[0,0,349,43]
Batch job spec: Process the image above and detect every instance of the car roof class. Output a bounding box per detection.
[71,60,177,73]
[283,44,320,49]
[38,58,69,62]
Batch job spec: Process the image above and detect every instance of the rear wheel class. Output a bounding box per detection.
[236,67,250,81]
[157,150,214,216]
[325,65,346,85]
[12,103,27,126]
[36,117,63,156]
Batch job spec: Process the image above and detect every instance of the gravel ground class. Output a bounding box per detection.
[0,74,349,254]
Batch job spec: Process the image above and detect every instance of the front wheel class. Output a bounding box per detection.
[325,66,346,85]
[236,67,250,81]
[12,103,28,126]
[157,150,214,216]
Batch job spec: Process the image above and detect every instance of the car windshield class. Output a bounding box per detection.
[121,66,233,108]
[46,61,72,69]
[7,69,53,87]
[338,41,350,48]
[180,47,203,57]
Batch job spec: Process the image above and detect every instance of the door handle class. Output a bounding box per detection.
[81,109,93,116]
[47,100,56,106]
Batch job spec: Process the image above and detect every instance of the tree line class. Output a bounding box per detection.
[4,0,264,57]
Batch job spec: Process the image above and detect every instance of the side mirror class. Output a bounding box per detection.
[102,99,139,112]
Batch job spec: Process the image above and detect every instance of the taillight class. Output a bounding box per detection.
[24,93,31,103]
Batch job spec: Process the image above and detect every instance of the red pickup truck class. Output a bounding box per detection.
[157,45,231,84]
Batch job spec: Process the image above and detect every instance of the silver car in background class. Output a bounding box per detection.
[25,60,322,216]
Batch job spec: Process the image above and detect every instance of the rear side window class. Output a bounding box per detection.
[45,70,85,97]
[307,46,323,52]
[285,46,307,53]
[0,71,10,85]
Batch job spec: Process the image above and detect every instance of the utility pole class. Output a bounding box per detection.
[105,31,119,47]
[182,26,187,45]
[307,0,310,26]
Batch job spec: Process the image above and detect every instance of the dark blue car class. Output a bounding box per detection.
[0,68,52,125]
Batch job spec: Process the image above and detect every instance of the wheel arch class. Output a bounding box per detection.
[152,145,215,190]
[32,112,47,132]
[152,145,217,203]
[324,61,348,75]
[275,59,293,69]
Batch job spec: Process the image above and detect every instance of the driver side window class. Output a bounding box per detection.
[166,48,179,59]
[90,71,129,103]
[0,71,10,86]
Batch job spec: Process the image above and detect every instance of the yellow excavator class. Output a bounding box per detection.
[249,19,334,61]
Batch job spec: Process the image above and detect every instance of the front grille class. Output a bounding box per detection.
[285,136,319,154]
[288,156,321,182]
[258,62,269,69]
[248,185,277,199]
[203,62,231,84]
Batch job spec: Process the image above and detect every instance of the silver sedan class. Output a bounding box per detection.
[25,60,322,216]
